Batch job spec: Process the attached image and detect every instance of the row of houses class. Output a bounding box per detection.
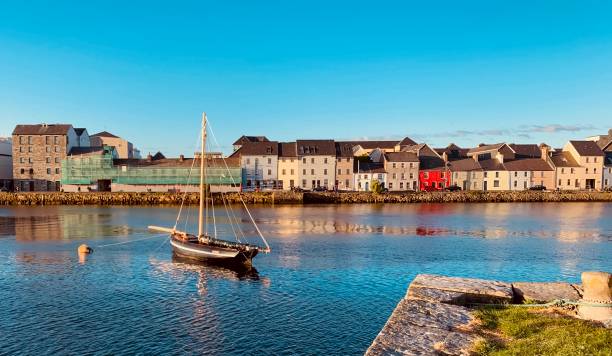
[2,124,611,192]
[230,132,612,192]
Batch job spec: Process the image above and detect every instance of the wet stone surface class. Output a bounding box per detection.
[512,282,581,303]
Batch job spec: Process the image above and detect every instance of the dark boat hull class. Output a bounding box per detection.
[170,234,259,267]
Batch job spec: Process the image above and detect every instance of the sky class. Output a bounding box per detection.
[1,1,611,156]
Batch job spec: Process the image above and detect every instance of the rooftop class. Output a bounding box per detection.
[447,158,482,172]
[13,124,73,135]
[569,140,605,156]
[232,135,270,146]
[503,158,554,171]
[296,139,336,156]
[91,131,119,138]
[509,144,541,158]
[384,151,419,162]
[550,151,581,168]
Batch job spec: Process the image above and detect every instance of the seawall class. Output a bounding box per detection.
[0,190,611,206]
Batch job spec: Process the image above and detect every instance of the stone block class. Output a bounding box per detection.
[512,282,581,303]
[408,274,513,305]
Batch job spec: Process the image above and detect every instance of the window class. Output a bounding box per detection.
[401,163,405,168]
[561,168,565,174]
[46,157,51,163]
[567,179,570,186]
[364,174,368,179]
[245,158,251,164]
[20,157,25,163]
[46,146,51,153]
[514,172,517,177]
[423,172,429,179]
[47,168,51,174]
[338,169,341,175]
[29,168,34,174]
[311,158,315,164]
[493,180,499,188]
[586,157,590,163]
[290,169,294,175]
[524,182,528,189]
[540,171,544,177]
[324,158,328,164]
[311,169,314,175]
[400,173,405,180]
[19,146,24,153]
[495,172,499,178]
[323,169,327,175]
[484,172,488,178]
[55,157,60,163]
[409,163,413,168]
[28,146,33,153]
[28,136,33,144]
[594,157,597,163]
[389,182,393,189]
[525,172,528,177]
[346,158,350,162]
[558,179,561,186]
[267,158,271,164]
[267,169,272,175]
[28,158,33,163]
[586,168,589,174]
[19,136,25,144]
[54,136,59,144]
[46,136,51,145]
[378,174,383,180]
[323,179,328,187]
[570,168,574,174]
[282,169,286,175]
[302,158,306,164]
[358,182,362,189]
[20,168,25,174]
[514,181,517,187]
[400,182,404,189]
[392,173,396,179]
[438,182,443,189]
[302,180,307,188]
[409,173,413,179]
[392,163,396,168]
[255,158,259,165]
[594,168,597,174]
[441,172,445,178]
[345,179,349,187]
[303,169,306,175]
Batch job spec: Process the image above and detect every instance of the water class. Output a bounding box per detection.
[0,203,610,355]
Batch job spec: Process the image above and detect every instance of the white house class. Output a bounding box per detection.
[233,141,279,191]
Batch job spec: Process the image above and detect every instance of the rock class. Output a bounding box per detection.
[365,299,480,356]
[408,274,513,305]
[578,271,612,323]
[512,282,581,303]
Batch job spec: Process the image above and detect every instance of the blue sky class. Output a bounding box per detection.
[1,1,611,156]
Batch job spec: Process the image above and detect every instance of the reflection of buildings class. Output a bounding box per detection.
[14,215,64,241]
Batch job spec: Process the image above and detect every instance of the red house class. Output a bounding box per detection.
[419,167,451,191]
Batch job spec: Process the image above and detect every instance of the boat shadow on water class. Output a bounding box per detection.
[171,253,260,281]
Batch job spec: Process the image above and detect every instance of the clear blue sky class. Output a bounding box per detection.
[1,1,611,156]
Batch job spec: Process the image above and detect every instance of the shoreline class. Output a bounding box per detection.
[0,190,611,206]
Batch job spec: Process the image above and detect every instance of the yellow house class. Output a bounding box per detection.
[278,142,299,190]
[448,158,483,191]
[297,140,336,190]
[551,150,582,190]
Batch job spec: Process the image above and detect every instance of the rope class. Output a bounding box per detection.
[174,130,201,230]
[96,234,166,248]
[470,299,612,308]
[207,120,271,252]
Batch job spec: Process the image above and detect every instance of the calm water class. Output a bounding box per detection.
[0,203,611,355]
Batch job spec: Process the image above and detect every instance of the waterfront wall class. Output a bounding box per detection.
[0,190,611,206]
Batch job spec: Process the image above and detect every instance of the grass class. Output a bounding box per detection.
[473,307,612,356]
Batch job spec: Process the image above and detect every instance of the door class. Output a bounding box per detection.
[365,182,369,191]
[462,181,467,191]
[98,179,112,192]
[483,181,488,191]
[29,181,34,191]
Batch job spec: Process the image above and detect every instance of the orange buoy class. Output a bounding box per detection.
[78,244,93,254]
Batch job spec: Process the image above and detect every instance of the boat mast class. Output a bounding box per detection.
[198,112,207,238]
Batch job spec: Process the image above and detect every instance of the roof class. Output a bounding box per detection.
[467,143,512,155]
[509,144,541,158]
[478,158,506,171]
[550,151,581,168]
[296,140,336,156]
[74,128,87,136]
[569,140,604,156]
[278,142,297,157]
[232,135,269,146]
[12,124,73,135]
[113,156,240,168]
[504,158,554,171]
[418,155,446,170]
[338,140,398,150]
[396,137,417,146]
[384,151,419,162]
[152,152,166,160]
[335,142,355,158]
[68,146,107,156]
[356,162,386,174]
[235,141,279,156]
[448,158,482,172]
[435,143,469,161]
[91,131,119,138]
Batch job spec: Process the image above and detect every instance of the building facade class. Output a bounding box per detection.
[335,142,354,191]
[563,141,604,190]
[383,152,419,191]
[296,140,336,190]
[12,124,81,191]
[278,142,299,190]
[0,137,12,191]
[354,165,386,192]
[235,141,279,191]
[448,158,483,191]
[90,131,134,159]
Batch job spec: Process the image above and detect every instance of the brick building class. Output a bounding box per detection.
[12,124,82,191]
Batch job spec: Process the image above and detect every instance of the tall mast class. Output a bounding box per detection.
[198,112,207,238]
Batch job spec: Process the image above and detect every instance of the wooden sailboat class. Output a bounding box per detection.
[149,113,270,267]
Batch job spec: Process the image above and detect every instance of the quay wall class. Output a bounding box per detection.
[0,190,611,206]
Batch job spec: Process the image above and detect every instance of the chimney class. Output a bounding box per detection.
[179,154,184,162]
[539,143,550,160]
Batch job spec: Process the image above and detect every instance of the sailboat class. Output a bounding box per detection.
[149,113,271,267]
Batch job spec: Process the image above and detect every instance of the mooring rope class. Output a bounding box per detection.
[469,299,612,308]
[96,234,166,248]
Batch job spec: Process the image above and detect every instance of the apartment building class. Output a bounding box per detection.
[90,131,134,159]
[563,141,604,190]
[0,137,12,191]
[234,141,279,191]
[505,158,554,190]
[278,142,298,190]
[402,143,448,191]
[12,124,82,191]
[550,150,582,190]
[335,142,354,191]
[297,140,336,190]
[383,151,419,191]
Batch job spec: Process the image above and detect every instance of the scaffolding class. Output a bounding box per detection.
[61,154,241,186]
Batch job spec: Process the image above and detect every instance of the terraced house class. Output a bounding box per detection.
[562,141,604,190]
[383,151,419,191]
[277,142,298,190]
[233,140,279,191]
[335,142,355,191]
[296,140,336,190]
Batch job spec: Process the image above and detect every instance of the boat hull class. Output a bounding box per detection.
[170,235,259,267]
